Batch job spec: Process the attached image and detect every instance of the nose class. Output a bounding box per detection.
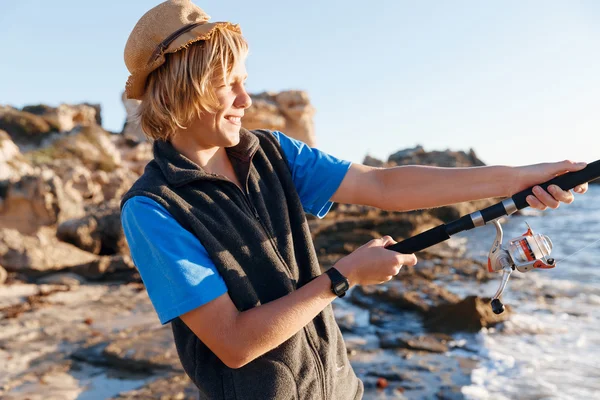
[234,87,252,110]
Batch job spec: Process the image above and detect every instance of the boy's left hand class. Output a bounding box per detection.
[512,160,589,210]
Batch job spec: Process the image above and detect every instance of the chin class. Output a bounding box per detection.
[225,132,241,147]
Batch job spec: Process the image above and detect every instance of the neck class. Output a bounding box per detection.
[171,134,228,174]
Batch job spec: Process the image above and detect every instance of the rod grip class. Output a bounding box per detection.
[385,225,450,254]
[512,160,600,210]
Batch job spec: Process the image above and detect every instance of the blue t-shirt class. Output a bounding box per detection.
[121,131,351,324]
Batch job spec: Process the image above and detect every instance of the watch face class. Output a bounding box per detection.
[334,281,349,293]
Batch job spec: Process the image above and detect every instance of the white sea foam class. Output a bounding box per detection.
[457,186,600,399]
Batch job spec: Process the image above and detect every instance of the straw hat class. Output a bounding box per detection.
[124,0,241,100]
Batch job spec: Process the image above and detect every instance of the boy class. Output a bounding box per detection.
[120,1,587,398]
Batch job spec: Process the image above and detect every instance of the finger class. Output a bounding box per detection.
[526,194,547,211]
[574,183,588,194]
[379,235,396,247]
[392,265,403,275]
[532,186,559,209]
[547,185,574,204]
[366,236,390,249]
[407,254,418,266]
[397,254,417,267]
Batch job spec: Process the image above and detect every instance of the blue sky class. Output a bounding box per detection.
[1,1,598,166]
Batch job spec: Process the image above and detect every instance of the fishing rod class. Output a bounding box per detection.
[386,160,600,314]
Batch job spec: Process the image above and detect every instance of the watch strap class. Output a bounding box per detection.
[324,267,349,298]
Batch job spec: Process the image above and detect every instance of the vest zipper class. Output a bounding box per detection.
[214,174,294,278]
[213,174,327,398]
[304,327,327,399]
[237,182,328,399]
[240,188,298,281]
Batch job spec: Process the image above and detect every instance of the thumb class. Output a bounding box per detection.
[378,235,397,247]
[557,160,587,174]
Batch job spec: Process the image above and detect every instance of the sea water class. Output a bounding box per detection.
[456,185,600,400]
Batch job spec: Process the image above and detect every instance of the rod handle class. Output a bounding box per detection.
[512,160,600,210]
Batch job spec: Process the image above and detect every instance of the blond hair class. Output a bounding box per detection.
[136,26,248,141]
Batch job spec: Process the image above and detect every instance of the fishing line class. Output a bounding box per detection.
[554,237,600,265]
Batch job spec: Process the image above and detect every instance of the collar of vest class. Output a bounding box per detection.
[153,128,260,187]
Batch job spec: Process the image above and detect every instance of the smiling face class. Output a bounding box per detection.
[186,60,252,149]
[137,25,250,144]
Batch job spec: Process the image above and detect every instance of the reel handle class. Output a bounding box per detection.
[511,160,600,211]
[491,299,505,315]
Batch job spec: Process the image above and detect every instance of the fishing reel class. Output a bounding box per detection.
[487,220,555,314]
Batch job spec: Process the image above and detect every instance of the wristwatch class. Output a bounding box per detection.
[324,267,350,298]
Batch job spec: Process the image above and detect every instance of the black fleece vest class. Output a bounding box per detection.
[120,129,363,400]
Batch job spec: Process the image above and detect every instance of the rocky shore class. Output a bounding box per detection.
[0,96,562,399]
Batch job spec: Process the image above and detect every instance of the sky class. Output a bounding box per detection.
[1,0,598,166]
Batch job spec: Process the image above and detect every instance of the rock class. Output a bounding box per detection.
[57,200,128,255]
[0,130,34,181]
[25,124,121,172]
[37,163,136,207]
[120,92,145,141]
[274,91,316,146]
[0,169,85,235]
[388,146,486,168]
[334,311,358,333]
[57,216,101,253]
[243,94,286,132]
[365,364,416,383]
[404,252,492,283]
[86,104,103,127]
[351,277,460,314]
[111,373,197,400]
[362,155,385,168]
[0,284,72,319]
[0,228,97,276]
[0,106,53,149]
[22,103,99,133]
[244,91,316,146]
[437,385,465,400]
[312,213,444,257]
[0,264,6,284]
[388,145,425,161]
[111,135,152,176]
[0,283,158,397]
[72,254,138,282]
[316,229,381,255]
[376,377,389,389]
[362,144,486,170]
[70,342,109,365]
[102,326,182,372]
[62,164,104,203]
[0,228,135,281]
[425,295,511,333]
[97,168,139,203]
[379,333,449,353]
[36,272,86,286]
[72,326,181,373]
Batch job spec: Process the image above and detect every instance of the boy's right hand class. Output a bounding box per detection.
[334,235,417,287]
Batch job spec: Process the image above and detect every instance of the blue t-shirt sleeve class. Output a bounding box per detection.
[271,131,351,218]
[121,196,228,325]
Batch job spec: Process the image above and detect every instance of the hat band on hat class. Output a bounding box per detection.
[148,22,204,64]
